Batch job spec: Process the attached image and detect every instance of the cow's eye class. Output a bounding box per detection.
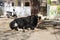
[39,17,41,19]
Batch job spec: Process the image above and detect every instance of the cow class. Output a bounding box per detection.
[9,15,41,31]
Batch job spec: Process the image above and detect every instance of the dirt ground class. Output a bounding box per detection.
[0,17,60,40]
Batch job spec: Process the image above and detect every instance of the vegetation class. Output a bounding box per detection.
[47,0,51,4]
[57,5,60,16]
[0,8,3,16]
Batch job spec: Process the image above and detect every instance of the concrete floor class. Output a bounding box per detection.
[0,17,60,40]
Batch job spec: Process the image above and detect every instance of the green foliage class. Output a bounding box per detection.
[47,0,51,4]
[57,5,60,10]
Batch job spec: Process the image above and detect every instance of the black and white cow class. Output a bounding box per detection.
[9,15,41,31]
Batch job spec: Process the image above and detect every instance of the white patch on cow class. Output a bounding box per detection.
[14,23,18,27]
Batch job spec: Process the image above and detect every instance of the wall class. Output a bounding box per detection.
[4,4,31,17]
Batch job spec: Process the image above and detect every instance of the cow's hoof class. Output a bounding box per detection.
[23,29,25,32]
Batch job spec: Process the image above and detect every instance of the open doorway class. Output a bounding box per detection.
[25,2,30,6]
[12,2,14,6]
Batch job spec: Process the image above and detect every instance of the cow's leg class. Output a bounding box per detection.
[18,25,22,29]
[22,26,26,32]
[30,26,35,30]
[14,27,18,31]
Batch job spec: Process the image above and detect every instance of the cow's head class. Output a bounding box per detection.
[37,14,42,20]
